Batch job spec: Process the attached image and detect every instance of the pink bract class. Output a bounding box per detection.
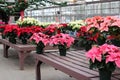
[50,33,74,48]
[86,43,120,68]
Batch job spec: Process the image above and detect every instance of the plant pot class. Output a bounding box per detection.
[9,37,16,44]
[36,45,44,54]
[58,45,67,56]
[1,34,6,39]
[21,38,27,44]
[36,41,45,54]
[111,39,120,47]
[99,68,112,80]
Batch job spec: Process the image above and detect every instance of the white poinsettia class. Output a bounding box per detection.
[68,20,86,31]
[16,17,41,27]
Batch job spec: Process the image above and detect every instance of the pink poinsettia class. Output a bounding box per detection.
[86,46,102,63]
[85,16,120,32]
[86,43,120,70]
[50,33,74,48]
[30,32,49,46]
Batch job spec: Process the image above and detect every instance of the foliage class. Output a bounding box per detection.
[86,44,120,72]
[77,26,106,51]
[107,26,120,47]
[0,0,67,15]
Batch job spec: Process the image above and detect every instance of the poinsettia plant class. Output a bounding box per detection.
[43,24,57,36]
[3,24,19,43]
[57,23,68,33]
[68,20,86,31]
[50,33,74,49]
[77,16,120,51]
[17,26,43,40]
[30,32,49,46]
[17,26,33,44]
[30,32,50,53]
[77,26,106,51]
[3,24,19,39]
[16,17,41,27]
[86,44,120,72]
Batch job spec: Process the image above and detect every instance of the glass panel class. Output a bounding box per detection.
[102,2,110,9]
[102,9,110,14]
[111,9,119,14]
[111,1,119,8]
[94,3,101,9]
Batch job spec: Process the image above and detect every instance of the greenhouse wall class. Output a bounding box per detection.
[25,0,120,23]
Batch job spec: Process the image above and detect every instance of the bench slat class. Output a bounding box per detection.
[46,53,99,76]
[36,54,96,80]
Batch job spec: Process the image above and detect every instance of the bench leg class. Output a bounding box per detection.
[18,51,31,70]
[3,44,10,58]
[36,60,42,80]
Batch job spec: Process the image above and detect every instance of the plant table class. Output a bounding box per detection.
[0,38,36,70]
[34,50,120,80]
[0,38,58,70]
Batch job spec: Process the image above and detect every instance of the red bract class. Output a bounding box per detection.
[57,23,68,28]
[17,27,32,37]
[31,26,43,33]
[43,24,57,36]
[4,24,19,34]
[87,32,100,42]
[77,26,87,37]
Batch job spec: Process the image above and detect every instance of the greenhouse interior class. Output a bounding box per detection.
[0,0,120,80]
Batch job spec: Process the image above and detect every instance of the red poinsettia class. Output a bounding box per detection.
[3,24,19,38]
[57,23,68,33]
[43,24,57,36]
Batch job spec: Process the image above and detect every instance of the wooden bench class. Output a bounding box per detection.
[0,38,36,70]
[0,38,58,70]
[34,50,120,80]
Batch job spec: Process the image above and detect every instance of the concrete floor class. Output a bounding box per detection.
[0,44,76,80]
